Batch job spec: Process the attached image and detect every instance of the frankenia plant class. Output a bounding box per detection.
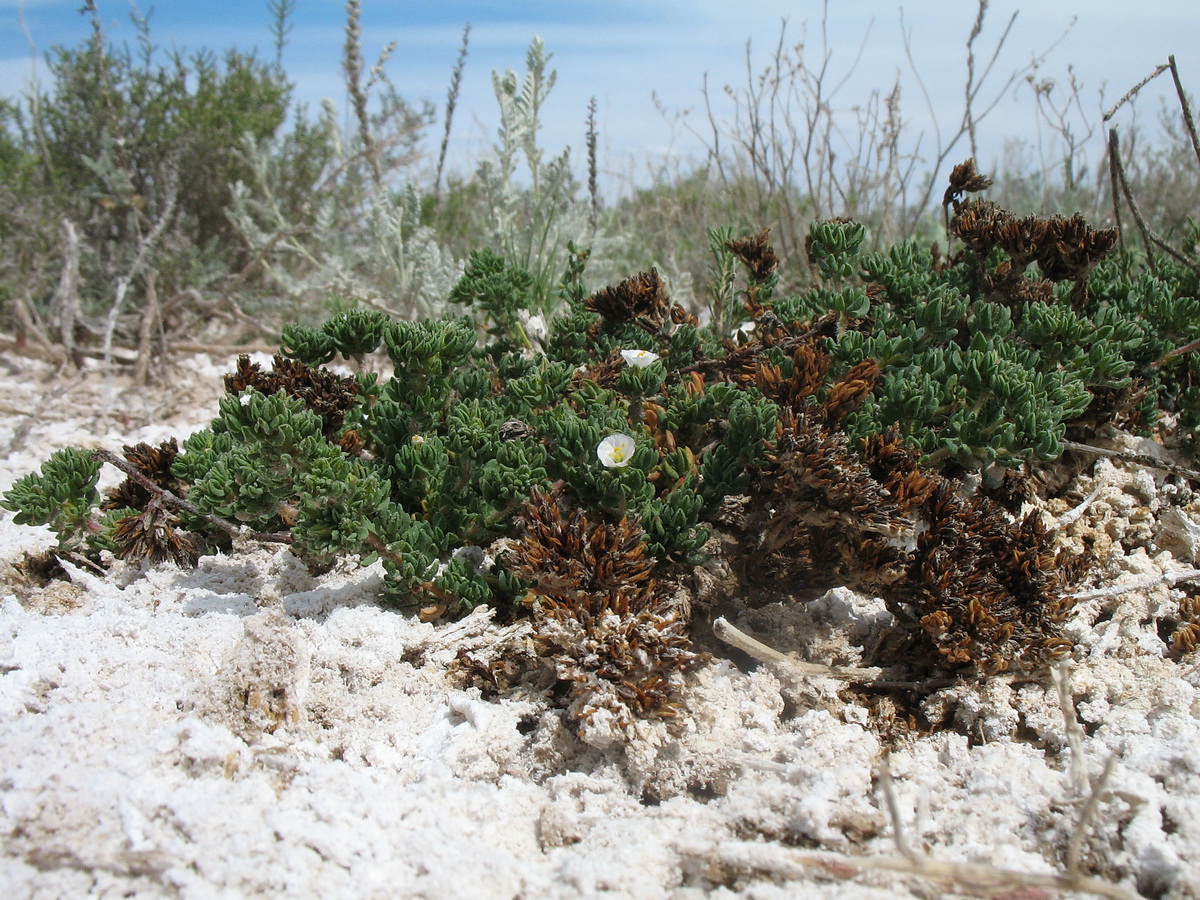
[597,434,636,468]
[8,164,1200,733]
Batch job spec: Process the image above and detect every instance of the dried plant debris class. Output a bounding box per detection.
[725,227,781,283]
[738,419,1088,674]
[584,269,691,333]
[102,439,184,512]
[942,157,994,208]
[99,440,199,567]
[225,354,360,439]
[110,497,199,568]
[950,199,1118,287]
[509,489,703,735]
[1170,593,1200,654]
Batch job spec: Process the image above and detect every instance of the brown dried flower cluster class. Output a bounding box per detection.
[725,228,780,284]
[584,269,696,334]
[226,354,360,440]
[111,497,199,567]
[101,440,199,567]
[942,158,994,209]
[740,417,1088,673]
[1171,595,1200,654]
[509,489,703,730]
[571,348,628,392]
[739,341,832,408]
[866,430,1085,671]
[743,412,911,592]
[951,199,1118,286]
[103,440,183,512]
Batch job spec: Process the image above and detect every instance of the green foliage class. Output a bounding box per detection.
[697,394,780,502]
[280,323,338,366]
[789,219,1200,470]
[10,202,1200,588]
[176,389,336,530]
[1,3,318,329]
[807,220,867,281]
[449,248,536,349]
[1,448,101,552]
[471,37,591,314]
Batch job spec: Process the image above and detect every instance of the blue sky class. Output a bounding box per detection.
[2,1,1197,194]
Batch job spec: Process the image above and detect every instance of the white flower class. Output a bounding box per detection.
[597,433,636,468]
[620,348,660,368]
[411,434,426,445]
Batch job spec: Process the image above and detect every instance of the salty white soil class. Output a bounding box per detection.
[2,353,1199,900]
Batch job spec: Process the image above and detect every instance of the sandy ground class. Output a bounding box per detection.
[1,351,1199,900]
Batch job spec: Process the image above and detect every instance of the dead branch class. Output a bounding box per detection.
[1108,129,1155,262]
[52,218,82,368]
[1069,567,1200,602]
[683,837,1139,900]
[713,616,882,683]
[90,449,291,547]
[1104,63,1171,122]
[102,167,179,374]
[1168,55,1200,169]
[133,270,160,386]
[1061,439,1200,483]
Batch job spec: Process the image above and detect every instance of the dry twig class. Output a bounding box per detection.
[90,449,291,547]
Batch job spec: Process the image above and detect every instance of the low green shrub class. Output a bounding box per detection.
[7,179,1199,731]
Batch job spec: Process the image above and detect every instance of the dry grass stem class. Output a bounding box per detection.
[1061,440,1200,484]
[686,838,1140,900]
[1050,661,1089,795]
[1103,63,1171,122]
[1069,568,1200,602]
[1052,486,1103,532]
[712,616,882,683]
[1066,750,1120,878]
[878,753,920,864]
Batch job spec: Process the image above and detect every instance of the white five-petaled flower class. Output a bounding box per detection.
[619,348,660,368]
[597,433,636,468]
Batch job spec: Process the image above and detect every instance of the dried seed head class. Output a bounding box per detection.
[103,439,183,512]
[112,499,198,567]
[585,269,672,328]
[822,359,880,425]
[725,228,781,283]
[943,158,994,209]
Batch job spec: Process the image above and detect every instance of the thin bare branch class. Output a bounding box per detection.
[1066,749,1120,877]
[91,449,292,546]
[1168,55,1200,169]
[1103,63,1170,122]
[1061,438,1200,483]
[713,616,883,683]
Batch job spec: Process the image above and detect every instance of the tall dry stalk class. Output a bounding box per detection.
[342,0,382,189]
[1104,57,1200,272]
[434,24,470,203]
[684,0,1075,277]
